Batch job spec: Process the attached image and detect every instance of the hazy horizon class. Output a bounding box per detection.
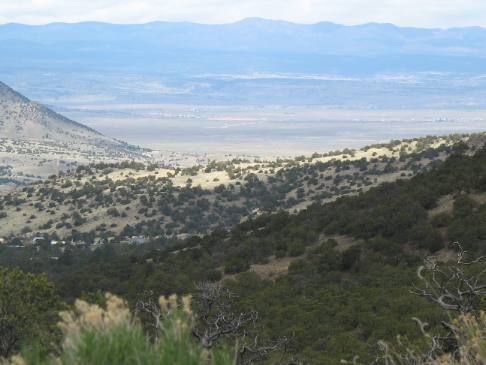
[2,0,486,28]
[2,2,486,159]
[1,17,485,30]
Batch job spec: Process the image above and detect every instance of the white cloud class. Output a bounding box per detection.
[0,0,485,28]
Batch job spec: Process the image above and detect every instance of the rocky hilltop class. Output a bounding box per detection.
[0,81,99,139]
[0,81,149,188]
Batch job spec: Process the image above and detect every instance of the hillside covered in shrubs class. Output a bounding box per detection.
[4,138,486,363]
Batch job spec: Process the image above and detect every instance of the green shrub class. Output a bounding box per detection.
[8,294,233,365]
[430,212,452,228]
[288,241,306,257]
[224,257,250,274]
[0,268,62,358]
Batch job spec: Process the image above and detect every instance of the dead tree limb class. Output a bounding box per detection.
[192,281,289,364]
[411,242,486,315]
[135,290,163,341]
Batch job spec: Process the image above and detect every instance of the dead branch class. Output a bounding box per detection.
[192,281,289,364]
[411,242,486,315]
[135,290,163,341]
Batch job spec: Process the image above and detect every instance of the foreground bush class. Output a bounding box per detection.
[432,312,486,365]
[5,294,233,365]
[341,312,486,365]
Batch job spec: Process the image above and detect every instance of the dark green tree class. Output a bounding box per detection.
[0,267,63,357]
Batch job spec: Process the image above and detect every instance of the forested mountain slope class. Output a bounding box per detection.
[4,139,486,363]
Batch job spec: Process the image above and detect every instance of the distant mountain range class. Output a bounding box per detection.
[1,18,486,75]
[3,19,486,108]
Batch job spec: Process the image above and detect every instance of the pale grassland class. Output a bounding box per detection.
[100,137,456,190]
[0,134,474,239]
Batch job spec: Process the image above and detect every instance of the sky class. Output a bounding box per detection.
[0,0,485,28]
